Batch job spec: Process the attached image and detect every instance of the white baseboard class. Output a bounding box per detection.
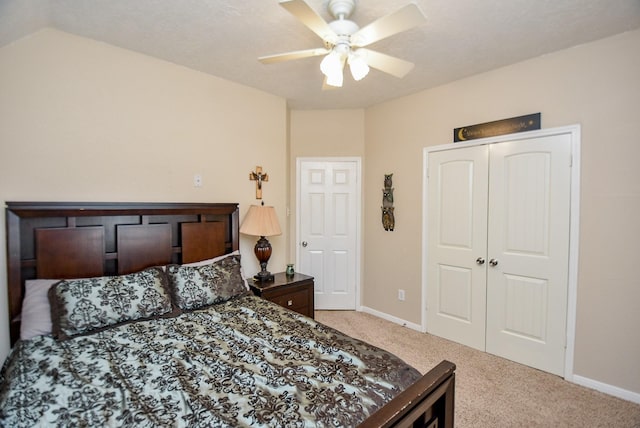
[358,305,423,332]
[572,375,640,404]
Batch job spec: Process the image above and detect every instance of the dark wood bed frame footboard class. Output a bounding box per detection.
[363,360,455,428]
[5,201,455,428]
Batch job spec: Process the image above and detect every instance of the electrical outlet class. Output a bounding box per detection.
[398,289,405,301]
[194,174,202,187]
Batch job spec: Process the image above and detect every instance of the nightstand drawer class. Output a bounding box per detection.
[250,272,315,319]
[269,288,310,311]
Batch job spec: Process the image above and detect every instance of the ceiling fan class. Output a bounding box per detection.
[258,0,427,88]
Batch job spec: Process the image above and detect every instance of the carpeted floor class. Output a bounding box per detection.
[315,310,640,428]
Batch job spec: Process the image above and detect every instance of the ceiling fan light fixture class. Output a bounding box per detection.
[325,71,344,87]
[320,51,340,76]
[348,52,369,81]
[320,50,344,87]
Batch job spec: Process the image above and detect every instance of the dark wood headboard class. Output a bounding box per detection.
[5,202,239,345]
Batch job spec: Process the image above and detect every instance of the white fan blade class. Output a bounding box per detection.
[259,48,330,64]
[351,3,427,48]
[358,48,415,78]
[279,0,337,44]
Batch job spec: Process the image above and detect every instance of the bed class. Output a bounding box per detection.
[1,201,455,427]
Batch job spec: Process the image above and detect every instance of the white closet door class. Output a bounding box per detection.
[426,132,572,376]
[485,135,572,376]
[426,145,489,351]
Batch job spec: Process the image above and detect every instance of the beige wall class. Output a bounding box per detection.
[0,29,288,361]
[288,109,365,263]
[289,109,365,159]
[364,29,640,393]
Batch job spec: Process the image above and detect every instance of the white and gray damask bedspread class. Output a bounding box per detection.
[0,295,421,427]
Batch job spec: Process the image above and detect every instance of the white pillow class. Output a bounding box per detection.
[183,249,240,267]
[20,279,58,340]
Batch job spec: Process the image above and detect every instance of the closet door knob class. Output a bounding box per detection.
[489,258,499,267]
[476,257,485,265]
[301,241,308,247]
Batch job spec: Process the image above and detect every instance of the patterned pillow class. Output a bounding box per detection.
[49,267,173,340]
[166,253,247,311]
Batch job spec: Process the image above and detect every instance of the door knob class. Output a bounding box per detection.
[476,257,485,265]
[301,241,308,247]
[489,258,499,267]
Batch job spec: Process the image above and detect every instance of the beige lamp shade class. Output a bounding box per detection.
[240,205,282,237]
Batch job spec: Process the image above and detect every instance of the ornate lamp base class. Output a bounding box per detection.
[253,236,274,282]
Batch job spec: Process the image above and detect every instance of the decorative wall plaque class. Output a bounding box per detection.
[454,113,541,142]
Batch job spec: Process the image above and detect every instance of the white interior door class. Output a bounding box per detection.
[297,159,360,310]
[426,145,489,351]
[485,135,571,376]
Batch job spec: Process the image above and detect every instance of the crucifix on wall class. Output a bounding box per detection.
[249,166,269,199]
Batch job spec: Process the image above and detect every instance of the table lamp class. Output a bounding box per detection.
[240,204,282,282]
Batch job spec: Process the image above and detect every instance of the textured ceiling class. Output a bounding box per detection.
[1,0,640,109]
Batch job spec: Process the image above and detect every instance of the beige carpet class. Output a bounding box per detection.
[315,310,640,428]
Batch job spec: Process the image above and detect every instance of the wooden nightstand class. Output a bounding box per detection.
[250,272,314,319]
